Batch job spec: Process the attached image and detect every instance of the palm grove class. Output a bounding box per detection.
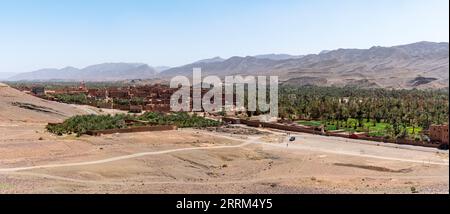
[278,86,449,140]
[45,83,448,141]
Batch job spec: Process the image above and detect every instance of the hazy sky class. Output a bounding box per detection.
[0,0,448,73]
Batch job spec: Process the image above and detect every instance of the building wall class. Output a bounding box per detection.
[223,117,442,148]
[430,124,449,144]
[441,125,449,144]
[31,87,45,96]
[87,125,177,136]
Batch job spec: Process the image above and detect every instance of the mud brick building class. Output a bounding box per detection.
[88,89,108,99]
[31,86,45,96]
[429,124,449,144]
[108,89,131,99]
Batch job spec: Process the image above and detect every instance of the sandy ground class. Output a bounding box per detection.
[0,83,88,123]
[0,123,448,194]
[0,83,127,124]
[0,84,448,194]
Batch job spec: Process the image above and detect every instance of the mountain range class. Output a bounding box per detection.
[0,72,18,80]
[8,63,157,82]
[6,41,449,89]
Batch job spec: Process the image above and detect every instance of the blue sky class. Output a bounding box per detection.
[0,0,448,73]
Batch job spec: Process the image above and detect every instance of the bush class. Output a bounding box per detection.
[47,112,221,136]
[54,94,88,104]
[138,112,221,128]
[113,98,130,105]
[47,114,129,136]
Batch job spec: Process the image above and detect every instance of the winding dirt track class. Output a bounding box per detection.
[0,139,255,173]
[0,132,447,175]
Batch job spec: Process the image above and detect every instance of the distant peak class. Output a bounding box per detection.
[62,66,79,70]
[253,54,304,60]
[319,50,331,55]
[195,57,225,64]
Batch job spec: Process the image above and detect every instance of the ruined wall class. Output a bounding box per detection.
[222,117,442,148]
[86,125,177,136]
[429,124,449,144]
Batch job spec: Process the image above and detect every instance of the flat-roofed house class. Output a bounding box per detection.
[31,86,45,96]
[429,124,449,144]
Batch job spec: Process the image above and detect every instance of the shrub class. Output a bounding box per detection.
[138,112,221,128]
[46,114,129,136]
[47,112,221,136]
[54,94,88,104]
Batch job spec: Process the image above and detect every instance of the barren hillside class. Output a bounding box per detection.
[0,83,87,123]
[159,42,449,89]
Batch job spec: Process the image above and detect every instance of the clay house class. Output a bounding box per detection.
[429,124,449,144]
[108,89,130,99]
[88,89,108,99]
[31,86,45,96]
[88,89,98,97]
[144,104,171,113]
[132,91,149,99]
[129,105,143,113]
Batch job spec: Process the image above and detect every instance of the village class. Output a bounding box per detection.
[1,81,448,194]
[17,82,175,113]
[12,82,449,149]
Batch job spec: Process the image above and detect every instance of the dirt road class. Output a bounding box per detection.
[1,127,448,194]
